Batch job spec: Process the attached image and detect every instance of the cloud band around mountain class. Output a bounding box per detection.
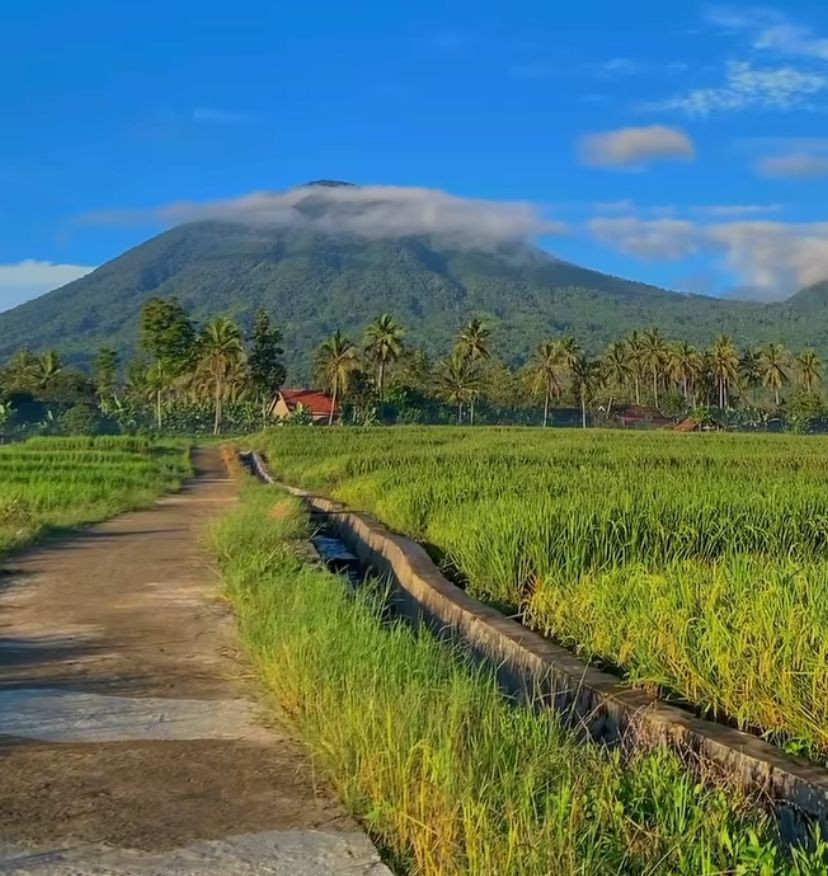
[81,184,566,246]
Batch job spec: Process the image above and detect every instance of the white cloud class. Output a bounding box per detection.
[755,152,828,178]
[707,6,828,60]
[709,221,828,297]
[80,183,566,247]
[654,61,827,115]
[0,260,95,312]
[578,125,695,168]
[588,215,828,300]
[589,217,700,259]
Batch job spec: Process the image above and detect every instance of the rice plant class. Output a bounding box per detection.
[258,426,828,759]
[212,480,828,874]
[0,436,190,556]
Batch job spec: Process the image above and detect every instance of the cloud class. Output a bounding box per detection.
[692,203,784,217]
[80,183,566,247]
[755,152,828,178]
[653,61,827,115]
[0,260,95,312]
[192,108,260,126]
[589,217,700,259]
[709,221,828,298]
[588,215,828,300]
[578,125,695,168]
[707,6,828,60]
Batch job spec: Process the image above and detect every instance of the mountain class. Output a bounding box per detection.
[0,215,820,379]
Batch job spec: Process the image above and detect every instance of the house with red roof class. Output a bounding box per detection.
[270,389,341,424]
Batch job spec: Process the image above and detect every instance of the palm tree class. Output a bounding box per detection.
[31,350,63,390]
[315,330,360,424]
[363,314,405,398]
[145,359,174,430]
[797,350,823,395]
[641,328,669,408]
[710,335,740,409]
[455,318,491,424]
[528,340,566,427]
[739,348,762,407]
[625,330,645,404]
[603,341,632,400]
[437,351,479,424]
[759,343,789,407]
[669,342,702,403]
[570,353,600,429]
[198,317,246,435]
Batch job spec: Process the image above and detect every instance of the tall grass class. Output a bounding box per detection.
[257,426,828,757]
[212,481,827,875]
[0,436,191,557]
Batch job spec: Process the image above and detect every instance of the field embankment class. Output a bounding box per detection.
[213,475,828,874]
[255,427,828,764]
[0,436,191,558]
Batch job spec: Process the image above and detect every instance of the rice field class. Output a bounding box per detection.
[213,481,828,874]
[257,426,828,761]
[0,436,191,557]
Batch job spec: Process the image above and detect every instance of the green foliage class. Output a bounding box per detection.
[59,403,105,435]
[5,221,828,380]
[213,482,825,874]
[247,308,286,410]
[95,346,119,398]
[139,296,197,373]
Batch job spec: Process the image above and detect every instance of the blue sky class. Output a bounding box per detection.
[4,0,828,311]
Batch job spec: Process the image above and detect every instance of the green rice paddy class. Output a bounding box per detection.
[257,426,828,760]
[0,436,191,557]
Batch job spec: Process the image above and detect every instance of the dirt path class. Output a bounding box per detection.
[0,448,390,875]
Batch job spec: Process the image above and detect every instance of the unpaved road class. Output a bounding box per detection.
[0,448,390,875]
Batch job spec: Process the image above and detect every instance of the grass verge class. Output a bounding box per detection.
[211,478,827,875]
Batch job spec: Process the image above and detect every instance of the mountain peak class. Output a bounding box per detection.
[303,179,357,188]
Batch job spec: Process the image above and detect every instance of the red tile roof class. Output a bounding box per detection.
[279,389,339,416]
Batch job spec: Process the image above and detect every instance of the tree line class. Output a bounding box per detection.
[0,296,826,435]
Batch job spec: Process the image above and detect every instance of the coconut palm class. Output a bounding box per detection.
[669,342,702,402]
[759,343,789,407]
[455,318,491,424]
[315,330,360,425]
[570,353,600,429]
[797,350,823,395]
[739,348,762,406]
[641,328,669,408]
[145,359,174,430]
[603,341,633,395]
[437,351,480,424]
[528,340,566,427]
[30,350,63,390]
[625,331,645,404]
[363,314,405,398]
[710,335,740,409]
[198,317,246,435]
